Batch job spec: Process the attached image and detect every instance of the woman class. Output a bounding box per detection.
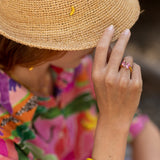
[0,0,160,160]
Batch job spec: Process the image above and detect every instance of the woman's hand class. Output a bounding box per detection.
[92,25,143,129]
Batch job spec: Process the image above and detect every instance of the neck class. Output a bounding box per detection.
[8,63,54,97]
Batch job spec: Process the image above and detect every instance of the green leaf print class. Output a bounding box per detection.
[25,142,58,160]
[62,92,96,118]
[32,92,98,121]
[33,106,61,120]
[16,123,36,142]
[32,106,48,122]
[15,143,30,160]
[40,107,61,119]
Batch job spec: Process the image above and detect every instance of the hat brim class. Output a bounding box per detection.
[0,0,140,50]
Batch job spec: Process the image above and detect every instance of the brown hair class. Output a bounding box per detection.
[0,35,67,72]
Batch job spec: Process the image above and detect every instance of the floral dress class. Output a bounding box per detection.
[0,55,149,160]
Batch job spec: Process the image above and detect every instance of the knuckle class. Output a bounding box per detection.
[119,78,129,89]
[134,63,141,70]
[133,81,140,88]
[92,71,99,80]
[132,80,142,91]
[125,56,133,61]
[137,64,141,70]
[104,74,116,87]
[92,71,102,82]
[133,62,137,66]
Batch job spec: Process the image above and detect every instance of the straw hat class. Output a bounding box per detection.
[0,0,140,51]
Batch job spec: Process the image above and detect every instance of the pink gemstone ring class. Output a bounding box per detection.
[120,60,133,73]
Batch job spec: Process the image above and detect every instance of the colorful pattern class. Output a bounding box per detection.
[0,55,148,160]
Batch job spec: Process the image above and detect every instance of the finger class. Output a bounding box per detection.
[107,29,131,73]
[93,25,114,71]
[131,63,143,87]
[119,56,133,79]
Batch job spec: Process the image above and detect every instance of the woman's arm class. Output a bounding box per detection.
[92,115,129,160]
[91,25,142,160]
[132,120,160,160]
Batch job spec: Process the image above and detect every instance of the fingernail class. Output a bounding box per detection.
[107,25,114,31]
[122,29,130,35]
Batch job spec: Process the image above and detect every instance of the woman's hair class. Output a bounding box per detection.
[0,35,67,72]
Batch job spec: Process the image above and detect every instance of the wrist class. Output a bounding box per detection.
[98,113,131,133]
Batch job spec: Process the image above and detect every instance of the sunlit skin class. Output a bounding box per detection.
[9,48,96,97]
[49,48,95,68]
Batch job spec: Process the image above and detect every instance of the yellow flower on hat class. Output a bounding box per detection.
[70,6,75,16]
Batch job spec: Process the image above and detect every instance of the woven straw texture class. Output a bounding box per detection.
[0,0,140,50]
